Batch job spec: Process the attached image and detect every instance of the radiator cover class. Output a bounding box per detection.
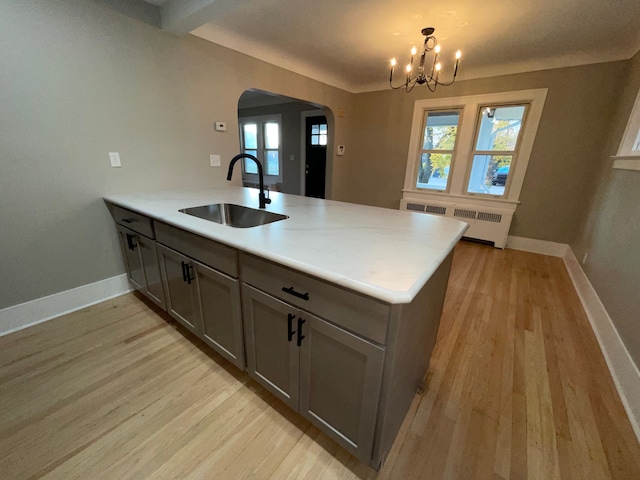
[400,199,514,248]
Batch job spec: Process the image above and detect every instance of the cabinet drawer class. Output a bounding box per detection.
[155,222,238,278]
[240,253,389,344]
[110,204,155,239]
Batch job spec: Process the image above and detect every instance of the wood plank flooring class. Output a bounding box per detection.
[1,241,639,479]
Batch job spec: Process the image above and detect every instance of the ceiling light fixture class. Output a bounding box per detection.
[389,27,461,93]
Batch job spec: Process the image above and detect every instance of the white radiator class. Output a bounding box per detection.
[400,199,514,248]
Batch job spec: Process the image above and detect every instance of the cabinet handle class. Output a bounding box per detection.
[296,317,306,347]
[287,313,296,342]
[181,261,188,282]
[126,233,137,250]
[185,263,194,285]
[282,286,309,301]
[122,218,136,223]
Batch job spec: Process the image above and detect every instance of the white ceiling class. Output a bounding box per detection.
[148,0,640,93]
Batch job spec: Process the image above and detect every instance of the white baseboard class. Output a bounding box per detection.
[563,248,640,443]
[506,235,569,257]
[0,274,132,337]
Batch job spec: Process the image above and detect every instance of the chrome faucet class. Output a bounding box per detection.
[227,153,272,209]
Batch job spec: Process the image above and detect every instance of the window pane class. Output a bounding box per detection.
[319,134,327,146]
[312,125,319,134]
[319,124,327,134]
[245,160,258,174]
[266,151,279,175]
[244,152,258,174]
[311,135,318,145]
[422,111,460,151]
[243,124,257,149]
[475,106,525,151]
[466,155,512,195]
[416,153,452,191]
[633,129,640,151]
[264,122,279,149]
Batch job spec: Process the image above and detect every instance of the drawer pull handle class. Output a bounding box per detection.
[287,313,296,342]
[122,218,137,223]
[180,262,193,285]
[181,262,194,285]
[296,317,306,347]
[126,233,137,250]
[282,286,309,301]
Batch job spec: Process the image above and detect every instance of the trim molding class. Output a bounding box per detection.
[505,235,569,257]
[0,274,131,337]
[612,158,640,171]
[563,248,640,443]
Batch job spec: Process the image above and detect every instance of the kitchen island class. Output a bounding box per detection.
[104,186,468,469]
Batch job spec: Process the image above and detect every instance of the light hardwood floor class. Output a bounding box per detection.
[1,241,639,479]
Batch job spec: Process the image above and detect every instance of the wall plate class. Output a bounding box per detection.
[215,122,227,132]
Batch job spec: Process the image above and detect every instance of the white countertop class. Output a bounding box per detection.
[104,187,468,304]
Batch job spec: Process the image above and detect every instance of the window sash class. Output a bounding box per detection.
[465,103,529,197]
[414,109,462,192]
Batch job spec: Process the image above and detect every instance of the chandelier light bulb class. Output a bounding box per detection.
[390,58,397,67]
[435,45,441,54]
[410,46,417,56]
[456,50,462,59]
[435,62,442,71]
[405,64,412,73]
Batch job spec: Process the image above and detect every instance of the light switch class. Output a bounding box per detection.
[215,122,227,132]
[109,152,121,167]
[337,145,345,156]
[210,154,221,167]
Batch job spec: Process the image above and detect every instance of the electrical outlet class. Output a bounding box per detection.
[108,152,121,167]
[337,145,345,156]
[210,154,221,167]
[215,122,227,132]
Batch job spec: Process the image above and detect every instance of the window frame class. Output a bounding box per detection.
[613,86,640,171]
[238,114,283,182]
[402,89,547,208]
[464,103,530,198]
[413,108,463,194]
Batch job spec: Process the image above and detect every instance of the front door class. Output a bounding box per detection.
[305,116,327,198]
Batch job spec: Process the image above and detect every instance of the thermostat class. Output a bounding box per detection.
[215,121,227,132]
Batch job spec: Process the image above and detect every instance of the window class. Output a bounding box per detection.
[310,123,327,145]
[615,86,640,170]
[239,115,281,177]
[415,110,461,191]
[466,105,527,196]
[402,89,547,207]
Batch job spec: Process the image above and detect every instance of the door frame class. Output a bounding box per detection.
[300,109,326,197]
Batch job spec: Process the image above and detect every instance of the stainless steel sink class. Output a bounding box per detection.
[179,203,288,228]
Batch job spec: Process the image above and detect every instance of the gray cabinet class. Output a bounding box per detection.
[241,272,384,463]
[115,223,165,309]
[156,243,245,370]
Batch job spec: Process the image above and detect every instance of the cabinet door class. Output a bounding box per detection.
[196,261,245,369]
[116,225,145,291]
[137,234,166,309]
[157,244,200,335]
[241,284,299,410]
[298,313,384,463]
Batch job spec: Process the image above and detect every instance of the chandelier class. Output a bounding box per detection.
[389,27,461,93]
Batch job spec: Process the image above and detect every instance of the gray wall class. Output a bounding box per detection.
[341,62,628,244]
[0,0,353,310]
[575,50,640,365]
[238,102,323,195]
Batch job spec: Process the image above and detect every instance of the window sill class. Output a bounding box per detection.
[402,189,520,206]
[611,156,640,171]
